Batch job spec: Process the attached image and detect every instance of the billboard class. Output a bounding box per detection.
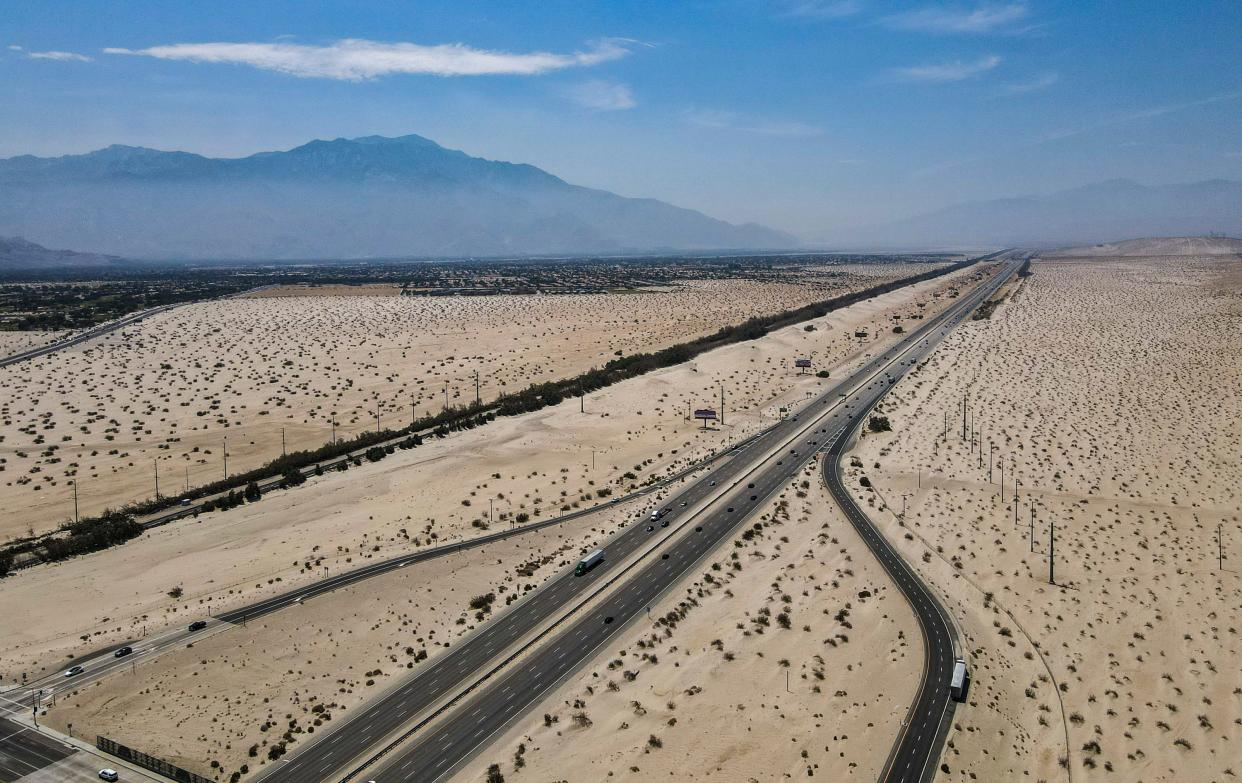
[794,358,812,368]
[693,408,718,420]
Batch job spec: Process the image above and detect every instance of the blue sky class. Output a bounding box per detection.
[2,1,1240,238]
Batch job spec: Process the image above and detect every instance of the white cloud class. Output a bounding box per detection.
[567,80,636,111]
[885,55,1000,83]
[781,0,865,20]
[1041,90,1242,142]
[882,3,1031,34]
[998,71,1058,95]
[104,38,633,80]
[26,50,93,62]
[685,108,822,137]
[8,45,24,51]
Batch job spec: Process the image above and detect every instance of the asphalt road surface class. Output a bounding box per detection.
[818,259,1031,782]
[260,252,1019,783]
[0,715,75,783]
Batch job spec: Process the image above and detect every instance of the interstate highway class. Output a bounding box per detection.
[256,253,1017,783]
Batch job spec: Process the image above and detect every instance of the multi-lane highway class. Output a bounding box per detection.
[8,420,780,715]
[253,252,1019,783]
[2,254,1013,782]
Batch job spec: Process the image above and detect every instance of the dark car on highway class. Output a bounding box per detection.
[188,620,208,632]
[114,646,133,658]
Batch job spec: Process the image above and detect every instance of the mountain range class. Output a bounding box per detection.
[0,134,794,260]
[840,178,1242,249]
[0,236,123,271]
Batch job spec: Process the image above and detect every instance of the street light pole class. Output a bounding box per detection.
[1048,517,1056,584]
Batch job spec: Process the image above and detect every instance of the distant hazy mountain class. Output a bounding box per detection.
[0,135,795,260]
[0,236,123,271]
[840,179,1242,249]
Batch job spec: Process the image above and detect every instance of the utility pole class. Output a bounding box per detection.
[443,381,448,410]
[185,467,189,493]
[1048,518,1055,584]
[1000,460,1004,502]
[411,398,416,427]
[489,498,494,527]
[1220,524,1225,571]
[989,442,996,482]
[153,458,160,499]
[223,437,228,480]
[375,407,381,433]
[1014,480,1020,525]
[475,370,480,406]
[281,427,286,457]
[331,415,337,445]
[592,448,596,472]
[962,396,967,441]
[901,494,908,522]
[720,382,725,426]
[1030,506,1035,553]
[72,480,79,524]
[580,384,584,413]
[943,410,947,440]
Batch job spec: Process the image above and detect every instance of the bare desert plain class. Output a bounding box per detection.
[0,263,940,538]
[845,253,1242,781]
[14,263,978,781]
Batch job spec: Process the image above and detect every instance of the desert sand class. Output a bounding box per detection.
[0,266,935,538]
[847,256,1242,780]
[1051,236,1242,257]
[21,265,977,780]
[0,329,70,357]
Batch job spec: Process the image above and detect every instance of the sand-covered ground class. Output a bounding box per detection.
[0,266,933,538]
[0,329,70,357]
[453,470,919,783]
[849,256,1242,781]
[19,266,978,780]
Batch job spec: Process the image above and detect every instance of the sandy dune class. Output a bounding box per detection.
[1050,235,1242,257]
[850,256,1242,780]
[22,267,975,780]
[0,267,932,538]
